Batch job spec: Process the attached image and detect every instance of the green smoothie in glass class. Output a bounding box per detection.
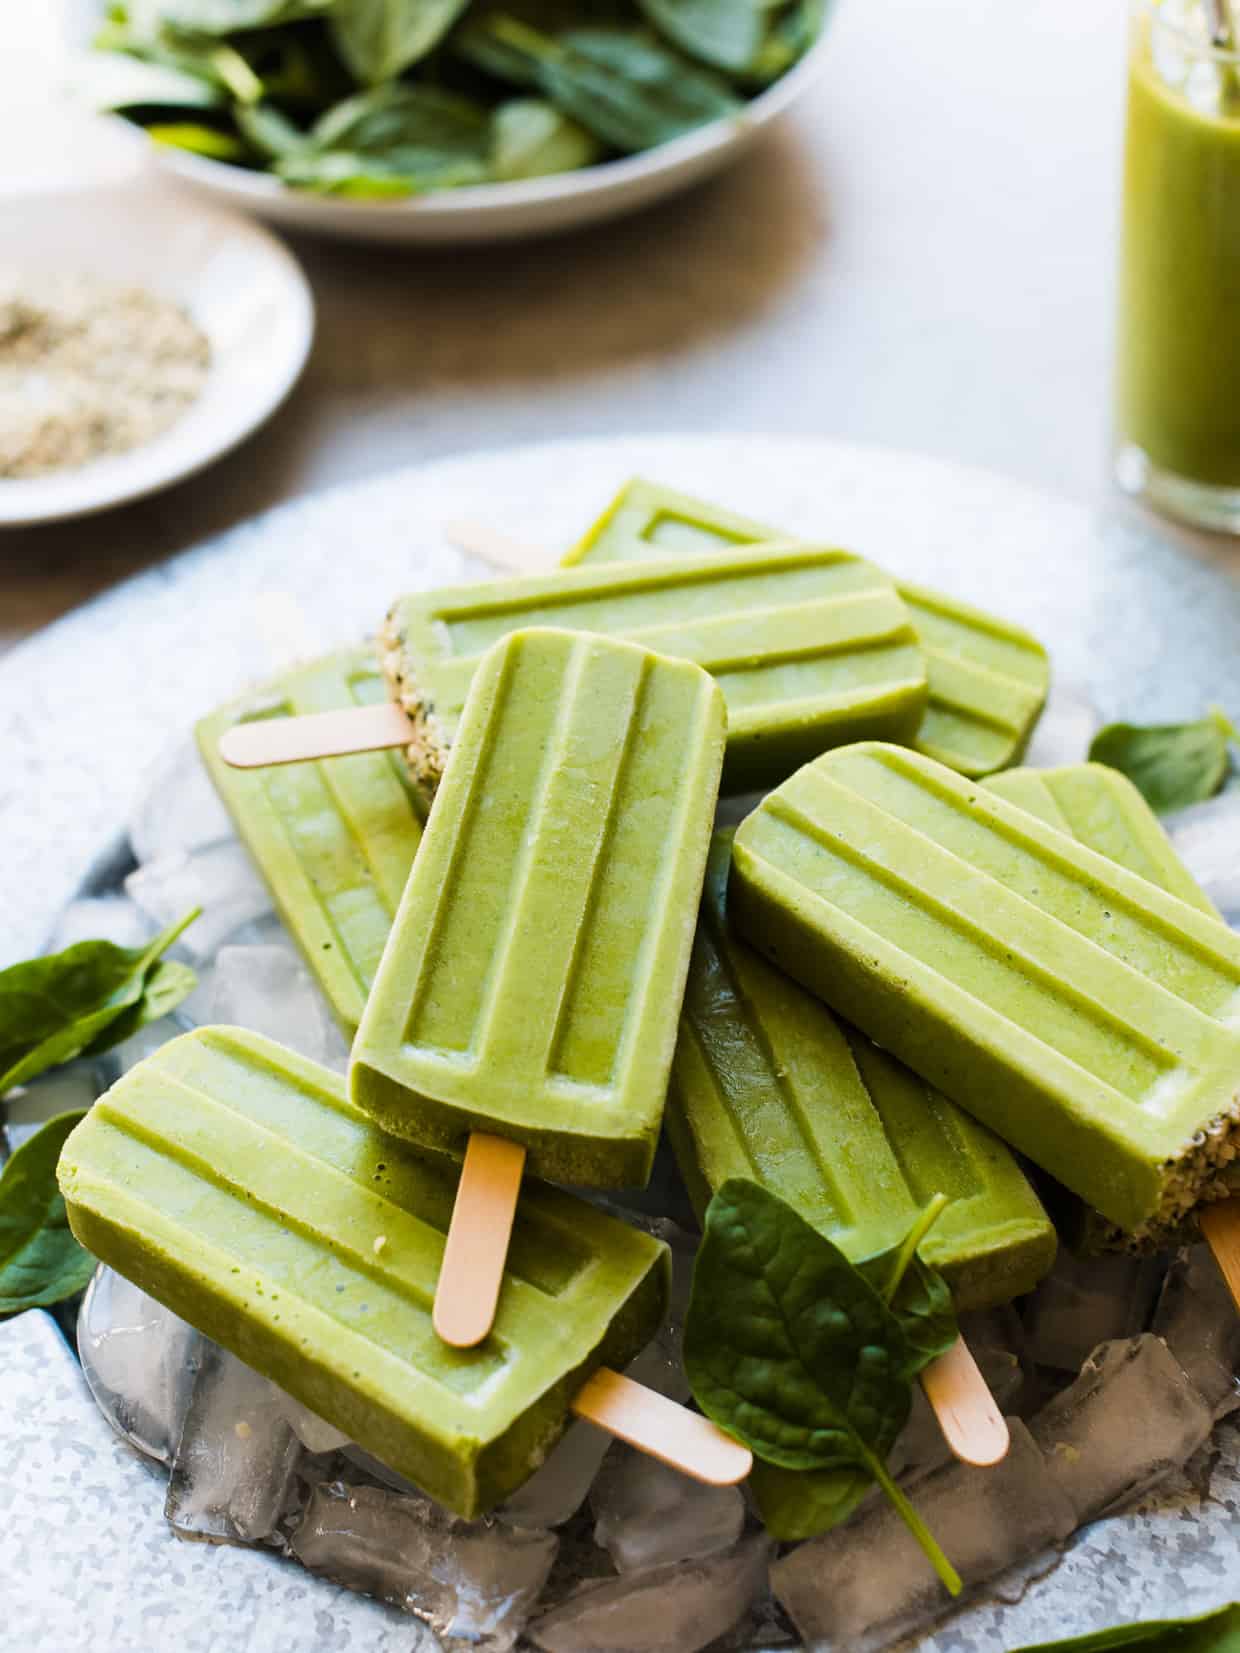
[1116,0,1240,529]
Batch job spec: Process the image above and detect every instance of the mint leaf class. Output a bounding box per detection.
[858,1194,958,1379]
[1089,707,1236,815]
[0,912,198,1094]
[1010,1601,1240,1649]
[684,1179,961,1592]
[0,1111,95,1314]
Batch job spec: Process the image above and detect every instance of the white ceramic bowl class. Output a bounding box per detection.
[0,183,313,525]
[141,28,832,245]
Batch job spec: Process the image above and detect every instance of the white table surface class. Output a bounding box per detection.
[0,0,1159,652]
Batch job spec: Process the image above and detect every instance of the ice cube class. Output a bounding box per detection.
[290,1480,557,1651]
[109,1014,184,1074]
[165,1344,303,1543]
[1021,1248,1166,1373]
[125,841,273,962]
[771,1421,1076,1652]
[1021,680,1098,769]
[1152,1245,1240,1419]
[528,1533,770,1653]
[498,1419,613,1529]
[4,1060,107,1153]
[77,1265,201,1464]
[49,895,152,952]
[1166,789,1240,923]
[590,1445,745,1571]
[128,737,235,865]
[1029,1334,1215,1522]
[280,1393,352,1456]
[206,944,336,1064]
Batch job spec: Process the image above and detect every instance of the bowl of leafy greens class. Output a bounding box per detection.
[86,0,832,243]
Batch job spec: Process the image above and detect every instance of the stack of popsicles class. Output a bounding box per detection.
[57,477,1240,1537]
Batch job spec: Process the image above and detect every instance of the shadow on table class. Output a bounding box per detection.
[0,125,828,650]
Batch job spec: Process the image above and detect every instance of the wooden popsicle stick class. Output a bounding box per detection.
[433,1134,528,1349]
[444,518,552,576]
[217,700,414,768]
[919,1334,1010,1467]
[572,1367,753,1486]
[1200,1196,1240,1313]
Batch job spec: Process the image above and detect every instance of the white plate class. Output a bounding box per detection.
[142,29,832,246]
[0,184,313,525]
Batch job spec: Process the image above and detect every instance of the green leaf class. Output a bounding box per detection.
[746,1457,874,1542]
[278,83,491,192]
[1088,706,1237,815]
[148,0,335,36]
[234,99,310,158]
[330,0,475,83]
[685,1180,961,1590]
[0,1112,96,1314]
[857,1194,958,1379]
[635,0,781,76]
[82,958,198,1056]
[684,1178,915,1472]
[471,20,742,152]
[747,0,827,81]
[1010,1601,1240,1650]
[491,98,600,177]
[85,48,228,114]
[147,121,252,158]
[0,912,198,1095]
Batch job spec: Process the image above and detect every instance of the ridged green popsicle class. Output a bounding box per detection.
[196,647,426,1032]
[986,762,1220,1252]
[379,542,927,794]
[730,743,1240,1242]
[352,628,725,1186]
[57,1027,669,1518]
[985,763,1214,915]
[564,477,1050,778]
[666,836,1056,1311]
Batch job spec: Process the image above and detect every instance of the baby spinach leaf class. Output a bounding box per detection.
[0,912,198,1096]
[684,1179,961,1592]
[330,0,475,83]
[309,81,488,149]
[0,1111,95,1315]
[857,1193,958,1379]
[234,99,311,157]
[147,121,252,158]
[1010,1601,1240,1649]
[86,49,228,115]
[150,0,335,36]
[746,1457,874,1542]
[747,0,828,82]
[491,98,600,177]
[278,83,492,191]
[83,958,198,1056]
[474,20,741,151]
[685,1178,914,1471]
[635,0,779,76]
[1089,706,1237,815]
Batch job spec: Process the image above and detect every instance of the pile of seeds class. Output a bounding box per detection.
[0,274,210,480]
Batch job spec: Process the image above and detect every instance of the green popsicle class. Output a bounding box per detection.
[57,1026,669,1518]
[666,835,1055,1313]
[986,761,1221,1253]
[379,542,927,795]
[730,742,1240,1243]
[352,627,725,1187]
[563,477,1050,778]
[984,762,1214,915]
[196,647,426,1033]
